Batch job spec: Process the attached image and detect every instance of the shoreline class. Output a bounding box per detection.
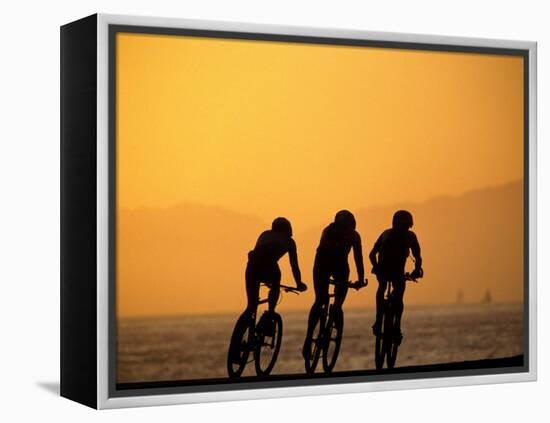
[117,355,524,390]
[118,302,524,321]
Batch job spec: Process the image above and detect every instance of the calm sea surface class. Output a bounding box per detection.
[117,303,523,383]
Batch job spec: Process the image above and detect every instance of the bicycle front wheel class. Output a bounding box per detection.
[374,311,386,370]
[254,312,283,376]
[380,307,400,370]
[385,312,401,369]
[322,306,343,373]
[304,312,324,374]
[227,313,254,378]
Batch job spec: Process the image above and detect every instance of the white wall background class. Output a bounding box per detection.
[0,0,547,421]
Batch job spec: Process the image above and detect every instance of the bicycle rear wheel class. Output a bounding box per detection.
[322,306,343,373]
[227,313,254,378]
[254,312,283,376]
[304,312,324,374]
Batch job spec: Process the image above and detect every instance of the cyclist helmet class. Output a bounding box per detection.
[272,217,293,237]
[334,209,356,231]
[392,210,413,230]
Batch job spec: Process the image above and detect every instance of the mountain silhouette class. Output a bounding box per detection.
[289,180,523,310]
[118,180,523,317]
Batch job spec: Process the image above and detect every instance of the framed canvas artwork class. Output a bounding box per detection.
[60,13,537,409]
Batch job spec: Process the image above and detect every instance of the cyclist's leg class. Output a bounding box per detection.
[333,262,350,309]
[267,263,282,314]
[244,260,260,316]
[252,263,281,337]
[393,277,407,335]
[309,264,329,326]
[229,260,258,362]
[303,264,329,358]
[373,276,387,334]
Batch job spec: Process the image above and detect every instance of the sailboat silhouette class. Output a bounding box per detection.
[482,289,492,304]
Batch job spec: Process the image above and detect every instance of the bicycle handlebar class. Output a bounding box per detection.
[260,282,303,295]
[281,284,302,294]
[328,278,368,290]
[404,272,420,282]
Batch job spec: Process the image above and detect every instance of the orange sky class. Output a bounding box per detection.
[116,32,524,317]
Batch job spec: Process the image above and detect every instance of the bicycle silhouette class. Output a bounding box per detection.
[227,282,302,377]
[374,272,421,370]
[304,279,367,374]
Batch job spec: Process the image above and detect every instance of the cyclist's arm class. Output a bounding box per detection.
[352,231,365,283]
[410,232,422,270]
[288,239,302,285]
[369,235,382,268]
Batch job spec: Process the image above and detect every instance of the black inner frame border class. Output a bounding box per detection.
[108,24,531,398]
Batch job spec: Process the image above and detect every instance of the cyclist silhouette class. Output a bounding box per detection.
[228,217,306,368]
[244,217,307,317]
[303,210,365,359]
[369,210,423,338]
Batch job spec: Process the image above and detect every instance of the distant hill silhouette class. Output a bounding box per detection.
[374,180,524,306]
[289,180,523,310]
[118,180,523,317]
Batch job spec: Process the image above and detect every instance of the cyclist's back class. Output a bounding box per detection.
[374,228,420,280]
[315,222,360,269]
[243,217,306,316]
[249,229,295,266]
[313,210,364,297]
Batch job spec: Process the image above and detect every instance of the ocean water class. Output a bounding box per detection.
[117,303,523,383]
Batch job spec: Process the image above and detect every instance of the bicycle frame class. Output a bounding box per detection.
[314,279,356,344]
[384,273,417,301]
[305,279,366,374]
[253,282,299,338]
[375,273,418,370]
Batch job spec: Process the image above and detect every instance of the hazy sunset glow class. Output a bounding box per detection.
[116,32,524,317]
